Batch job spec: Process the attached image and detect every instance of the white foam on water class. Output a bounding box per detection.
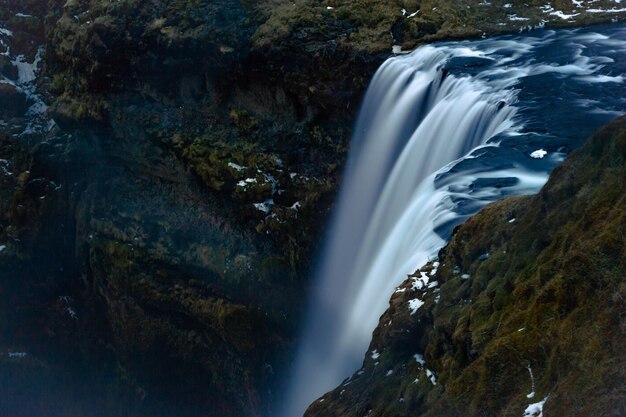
[280,26,626,417]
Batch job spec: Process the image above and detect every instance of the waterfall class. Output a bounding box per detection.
[281,25,626,417]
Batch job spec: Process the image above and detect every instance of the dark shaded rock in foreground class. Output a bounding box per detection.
[306,117,626,417]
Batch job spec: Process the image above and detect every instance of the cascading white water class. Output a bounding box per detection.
[281,26,626,417]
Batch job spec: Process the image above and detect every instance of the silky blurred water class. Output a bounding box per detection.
[281,23,626,417]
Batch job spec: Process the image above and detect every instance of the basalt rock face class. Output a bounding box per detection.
[4,0,374,414]
[306,117,626,417]
[2,1,626,417]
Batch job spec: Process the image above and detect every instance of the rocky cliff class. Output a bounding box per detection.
[306,117,626,417]
[1,0,625,416]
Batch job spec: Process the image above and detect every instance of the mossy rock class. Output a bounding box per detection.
[306,117,626,417]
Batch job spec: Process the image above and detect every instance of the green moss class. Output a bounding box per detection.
[307,118,626,417]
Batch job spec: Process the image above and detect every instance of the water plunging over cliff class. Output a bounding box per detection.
[281,24,626,417]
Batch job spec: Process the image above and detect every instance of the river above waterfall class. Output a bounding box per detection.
[281,23,626,417]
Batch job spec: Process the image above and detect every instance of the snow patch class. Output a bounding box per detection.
[414,353,426,367]
[228,162,245,171]
[0,159,12,176]
[237,177,257,188]
[550,10,580,19]
[411,271,430,291]
[426,369,437,385]
[12,54,39,84]
[408,298,424,315]
[253,199,274,214]
[523,397,548,417]
[67,307,78,320]
[587,7,626,13]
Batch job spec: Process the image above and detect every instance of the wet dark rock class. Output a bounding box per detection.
[0,83,30,118]
[0,55,18,80]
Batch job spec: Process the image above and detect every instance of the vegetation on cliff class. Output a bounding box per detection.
[307,117,626,417]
